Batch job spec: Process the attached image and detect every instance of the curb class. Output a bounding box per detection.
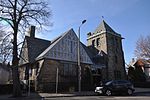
[39,92,97,98]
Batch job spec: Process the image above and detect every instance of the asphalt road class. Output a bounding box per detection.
[44,96,150,100]
[44,92,150,100]
[1,91,150,100]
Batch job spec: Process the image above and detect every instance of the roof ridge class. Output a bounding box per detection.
[25,36,51,42]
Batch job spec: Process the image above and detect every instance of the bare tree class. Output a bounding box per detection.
[0,27,5,38]
[0,32,13,64]
[0,0,52,97]
[0,25,13,63]
[135,35,150,59]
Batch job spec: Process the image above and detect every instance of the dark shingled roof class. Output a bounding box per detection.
[81,43,93,61]
[82,44,107,65]
[81,43,99,63]
[94,20,116,34]
[25,36,51,63]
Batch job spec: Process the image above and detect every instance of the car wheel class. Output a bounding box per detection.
[127,89,133,95]
[105,90,112,96]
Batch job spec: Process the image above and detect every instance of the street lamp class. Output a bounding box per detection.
[78,20,86,92]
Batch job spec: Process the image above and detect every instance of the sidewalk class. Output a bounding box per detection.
[39,88,150,98]
[0,93,41,100]
[39,91,96,98]
[0,91,96,100]
[0,88,150,99]
[134,88,150,93]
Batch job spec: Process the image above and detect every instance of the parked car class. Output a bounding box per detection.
[95,80,135,96]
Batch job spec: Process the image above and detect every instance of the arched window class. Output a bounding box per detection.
[92,39,95,47]
[70,41,73,53]
[96,38,100,47]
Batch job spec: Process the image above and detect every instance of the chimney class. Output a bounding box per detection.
[28,26,35,38]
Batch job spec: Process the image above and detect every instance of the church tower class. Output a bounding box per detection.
[87,20,126,80]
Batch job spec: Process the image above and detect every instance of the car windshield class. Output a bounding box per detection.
[105,81,112,85]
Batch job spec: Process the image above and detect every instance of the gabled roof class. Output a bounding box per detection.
[25,36,51,62]
[36,29,72,60]
[82,43,107,66]
[134,59,150,67]
[81,43,94,61]
[36,28,93,64]
[94,20,116,34]
[82,43,98,60]
[20,28,93,64]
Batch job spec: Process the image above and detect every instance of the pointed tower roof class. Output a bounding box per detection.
[94,20,116,34]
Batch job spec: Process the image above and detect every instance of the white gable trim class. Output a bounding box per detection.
[36,30,70,59]
[36,29,93,64]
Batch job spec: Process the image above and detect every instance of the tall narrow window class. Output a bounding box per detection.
[64,63,69,76]
[115,38,118,47]
[110,37,115,45]
[92,39,95,47]
[115,38,118,49]
[36,63,39,75]
[115,55,118,63]
[96,38,100,47]
[70,41,73,53]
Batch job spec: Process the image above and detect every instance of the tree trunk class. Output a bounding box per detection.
[11,0,22,97]
[12,28,22,97]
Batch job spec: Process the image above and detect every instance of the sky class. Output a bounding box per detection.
[36,0,150,64]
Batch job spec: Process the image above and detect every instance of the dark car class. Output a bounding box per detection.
[95,80,135,96]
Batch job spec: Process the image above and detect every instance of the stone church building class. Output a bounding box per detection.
[19,20,126,92]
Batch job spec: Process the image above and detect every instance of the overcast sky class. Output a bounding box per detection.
[36,0,150,64]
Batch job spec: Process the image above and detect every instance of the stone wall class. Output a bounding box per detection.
[36,59,93,92]
[87,32,126,80]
